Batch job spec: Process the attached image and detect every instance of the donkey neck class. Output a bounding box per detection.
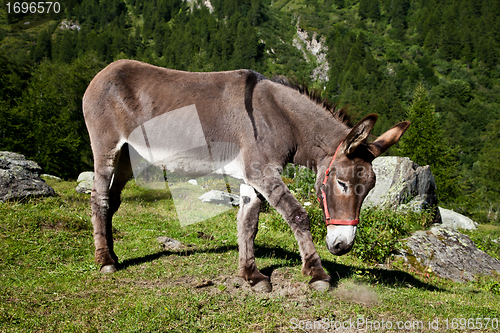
[265,82,350,171]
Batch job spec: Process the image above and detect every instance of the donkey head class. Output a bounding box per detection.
[316,114,410,255]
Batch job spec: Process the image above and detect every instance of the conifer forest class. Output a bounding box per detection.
[1,0,500,224]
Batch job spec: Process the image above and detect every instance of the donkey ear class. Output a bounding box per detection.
[367,121,411,157]
[342,114,378,156]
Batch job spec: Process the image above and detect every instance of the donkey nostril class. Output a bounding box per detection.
[333,240,343,250]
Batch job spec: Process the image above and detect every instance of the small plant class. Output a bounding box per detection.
[462,226,500,260]
[490,282,500,295]
[282,164,317,200]
[306,203,326,243]
[351,208,434,263]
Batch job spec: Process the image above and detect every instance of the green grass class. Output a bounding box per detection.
[462,224,500,261]
[1,179,499,332]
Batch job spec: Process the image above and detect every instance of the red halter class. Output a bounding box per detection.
[320,141,360,227]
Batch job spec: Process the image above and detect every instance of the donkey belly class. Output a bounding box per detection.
[126,104,245,180]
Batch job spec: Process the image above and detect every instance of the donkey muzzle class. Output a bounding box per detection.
[326,225,357,255]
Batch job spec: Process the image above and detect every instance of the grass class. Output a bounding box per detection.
[1,179,499,332]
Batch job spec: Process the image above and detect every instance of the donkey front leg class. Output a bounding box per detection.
[237,184,272,292]
[251,170,331,291]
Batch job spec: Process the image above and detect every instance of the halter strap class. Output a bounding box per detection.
[320,141,360,227]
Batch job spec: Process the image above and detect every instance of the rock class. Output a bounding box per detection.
[157,236,184,250]
[0,151,56,202]
[188,179,198,186]
[76,171,94,194]
[362,156,440,222]
[77,171,94,182]
[293,24,329,82]
[438,207,478,230]
[399,226,500,282]
[197,231,214,240]
[198,190,239,206]
[76,181,93,194]
[41,174,62,181]
[193,279,214,288]
[60,20,81,31]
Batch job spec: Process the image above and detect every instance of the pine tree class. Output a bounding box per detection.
[368,0,380,21]
[397,84,458,203]
[232,19,258,69]
[358,0,369,19]
[32,29,52,63]
[479,120,500,199]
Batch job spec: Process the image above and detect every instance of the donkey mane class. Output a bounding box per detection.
[272,76,353,127]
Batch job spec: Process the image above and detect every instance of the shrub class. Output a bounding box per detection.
[351,208,433,263]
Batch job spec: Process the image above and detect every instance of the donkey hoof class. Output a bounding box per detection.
[100,264,117,274]
[252,279,272,293]
[309,279,331,292]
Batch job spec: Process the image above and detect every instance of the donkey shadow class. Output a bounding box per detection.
[119,243,442,292]
[255,246,442,292]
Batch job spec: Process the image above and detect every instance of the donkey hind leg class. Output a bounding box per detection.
[237,184,272,292]
[250,169,331,291]
[92,144,133,273]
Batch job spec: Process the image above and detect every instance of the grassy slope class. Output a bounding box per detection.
[1,179,499,332]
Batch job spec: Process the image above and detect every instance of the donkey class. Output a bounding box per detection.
[83,60,410,292]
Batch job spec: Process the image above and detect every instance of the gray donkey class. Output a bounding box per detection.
[83,60,410,291]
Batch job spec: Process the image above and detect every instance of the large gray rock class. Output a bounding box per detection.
[0,151,55,202]
[439,207,478,230]
[399,226,500,282]
[362,156,440,221]
[198,190,239,206]
[76,171,94,194]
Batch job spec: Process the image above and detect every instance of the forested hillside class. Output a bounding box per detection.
[1,0,499,223]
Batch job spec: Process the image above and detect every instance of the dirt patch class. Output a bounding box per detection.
[40,220,66,231]
[39,217,91,232]
[114,267,377,306]
[333,281,380,307]
[179,269,311,300]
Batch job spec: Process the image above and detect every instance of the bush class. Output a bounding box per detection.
[351,208,433,263]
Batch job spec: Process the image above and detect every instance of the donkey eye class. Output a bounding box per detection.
[337,179,348,192]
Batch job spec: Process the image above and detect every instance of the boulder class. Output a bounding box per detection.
[41,174,62,181]
[0,151,55,202]
[77,171,94,182]
[399,226,500,282]
[198,190,239,206]
[439,207,478,230]
[76,171,94,194]
[362,156,440,222]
